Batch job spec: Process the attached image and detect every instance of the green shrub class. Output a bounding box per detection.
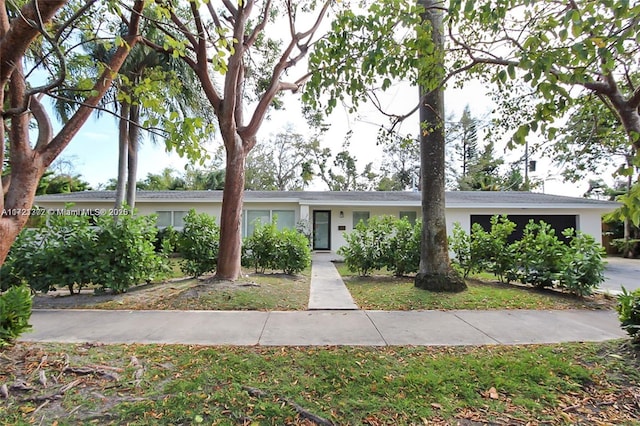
[617,287,640,343]
[338,215,394,276]
[450,216,516,282]
[43,213,97,294]
[385,218,421,277]
[449,222,473,277]
[274,228,312,274]
[178,210,220,278]
[243,219,278,273]
[0,213,96,294]
[93,213,165,293]
[243,220,311,274]
[558,229,605,296]
[155,226,179,254]
[0,285,32,348]
[0,230,46,291]
[511,221,566,288]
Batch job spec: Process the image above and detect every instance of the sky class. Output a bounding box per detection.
[56,76,606,198]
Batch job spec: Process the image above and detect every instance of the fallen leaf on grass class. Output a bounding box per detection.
[430,403,442,410]
[488,387,499,400]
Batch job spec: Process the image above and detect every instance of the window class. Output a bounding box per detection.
[246,210,270,237]
[156,211,172,227]
[156,211,188,228]
[273,210,295,231]
[243,209,296,236]
[173,211,188,227]
[352,211,370,228]
[399,211,417,225]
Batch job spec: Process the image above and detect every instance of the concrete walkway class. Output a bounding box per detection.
[21,309,625,346]
[308,252,357,310]
[18,253,629,347]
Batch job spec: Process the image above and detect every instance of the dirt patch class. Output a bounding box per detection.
[31,278,196,310]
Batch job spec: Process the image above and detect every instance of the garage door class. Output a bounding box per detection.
[470,215,578,243]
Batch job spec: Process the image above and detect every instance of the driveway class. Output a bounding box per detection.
[600,256,640,293]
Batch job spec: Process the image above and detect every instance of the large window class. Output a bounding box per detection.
[243,209,296,237]
[352,211,370,228]
[156,211,188,228]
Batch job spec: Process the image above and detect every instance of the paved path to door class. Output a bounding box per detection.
[307,252,358,310]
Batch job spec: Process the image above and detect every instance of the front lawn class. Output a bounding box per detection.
[0,340,638,424]
[337,264,614,311]
[32,267,311,311]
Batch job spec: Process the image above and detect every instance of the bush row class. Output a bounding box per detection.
[0,211,167,294]
[242,219,311,275]
[338,215,421,277]
[449,215,605,296]
[1,209,312,294]
[177,212,311,277]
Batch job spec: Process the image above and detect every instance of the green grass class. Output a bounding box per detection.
[1,341,638,425]
[337,264,613,311]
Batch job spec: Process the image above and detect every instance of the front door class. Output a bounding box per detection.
[313,210,331,250]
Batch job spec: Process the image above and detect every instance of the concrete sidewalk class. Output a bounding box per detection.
[21,308,626,346]
[19,254,629,347]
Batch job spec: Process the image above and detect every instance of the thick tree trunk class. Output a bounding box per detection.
[0,168,43,264]
[215,138,247,280]
[114,103,130,209]
[414,0,466,292]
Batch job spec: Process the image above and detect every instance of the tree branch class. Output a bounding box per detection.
[222,0,239,18]
[0,0,66,86]
[245,0,271,48]
[41,0,146,167]
[627,86,640,110]
[31,96,52,150]
[241,1,330,138]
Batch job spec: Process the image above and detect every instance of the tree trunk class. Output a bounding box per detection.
[114,103,130,209]
[414,0,466,292]
[215,137,247,280]
[126,104,140,209]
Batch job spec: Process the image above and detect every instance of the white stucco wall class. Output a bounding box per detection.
[34,197,609,249]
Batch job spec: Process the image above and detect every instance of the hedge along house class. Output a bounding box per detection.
[33,190,619,252]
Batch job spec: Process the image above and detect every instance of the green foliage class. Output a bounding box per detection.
[338,216,420,277]
[338,216,394,276]
[466,216,516,282]
[449,223,473,277]
[242,220,311,275]
[305,1,433,114]
[177,210,220,278]
[92,213,165,293]
[616,287,640,343]
[0,230,49,292]
[155,226,179,254]
[274,228,312,275]
[0,213,97,294]
[606,182,640,229]
[558,229,605,297]
[0,285,32,348]
[384,218,421,277]
[243,219,279,274]
[449,216,605,296]
[511,221,566,288]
